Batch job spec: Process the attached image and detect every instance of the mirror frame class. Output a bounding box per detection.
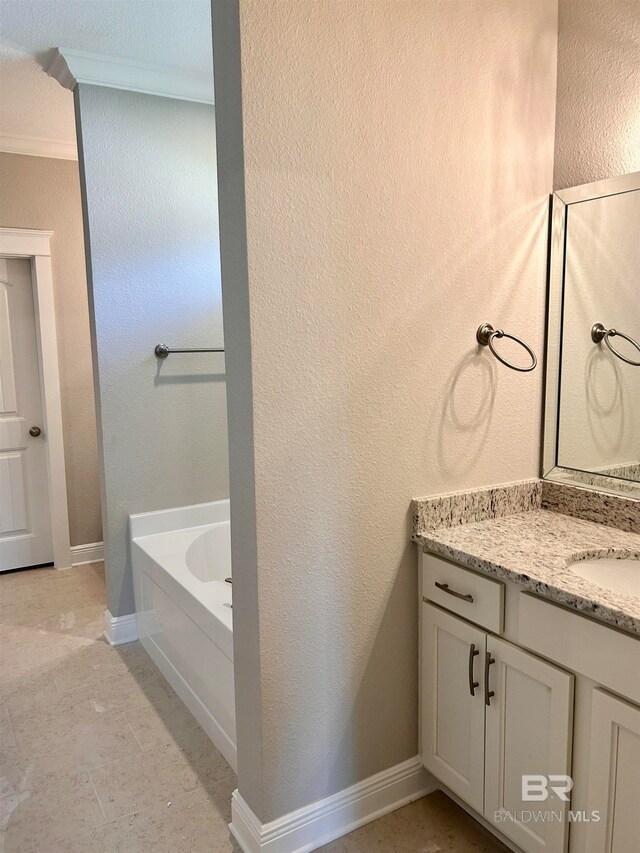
[542,170,640,498]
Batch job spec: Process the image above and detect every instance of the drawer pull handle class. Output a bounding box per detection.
[434,581,474,603]
[468,643,480,696]
[485,652,496,706]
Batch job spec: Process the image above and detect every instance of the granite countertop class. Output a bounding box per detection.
[414,508,640,635]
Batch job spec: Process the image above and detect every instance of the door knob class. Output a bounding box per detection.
[29,426,42,437]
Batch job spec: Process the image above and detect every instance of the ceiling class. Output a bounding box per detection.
[0,0,213,152]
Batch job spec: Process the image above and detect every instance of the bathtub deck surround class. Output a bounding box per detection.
[413,481,640,633]
[130,500,236,770]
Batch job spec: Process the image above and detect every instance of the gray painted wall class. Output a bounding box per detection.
[76,85,228,617]
[0,152,102,547]
[210,0,264,815]
[554,0,640,189]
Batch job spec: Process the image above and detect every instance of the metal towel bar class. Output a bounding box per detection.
[476,323,537,372]
[591,324,640,366]
[154,344,224,359]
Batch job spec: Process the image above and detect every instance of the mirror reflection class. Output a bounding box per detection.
[551,178,640,488]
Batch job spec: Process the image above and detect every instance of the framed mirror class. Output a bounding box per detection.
[543,171,640,498]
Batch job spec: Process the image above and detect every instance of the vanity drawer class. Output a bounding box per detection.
[421,552,504,633]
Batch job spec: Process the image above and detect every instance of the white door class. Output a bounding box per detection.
[0,257,53,571]
[583,689,640,853]
[484,635,574,853]
[421,602,486,813]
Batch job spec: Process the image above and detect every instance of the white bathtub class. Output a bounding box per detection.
[130,500,236,770]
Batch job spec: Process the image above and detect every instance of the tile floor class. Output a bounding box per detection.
[0,563,508,852]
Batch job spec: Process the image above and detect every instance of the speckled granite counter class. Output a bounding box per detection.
[412,482,640,635]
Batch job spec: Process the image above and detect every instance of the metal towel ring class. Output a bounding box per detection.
[476,323,537,372]
[591,323,640,367]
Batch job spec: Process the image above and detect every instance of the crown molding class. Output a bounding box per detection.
[0,133,77,160]
[46,48,214,105]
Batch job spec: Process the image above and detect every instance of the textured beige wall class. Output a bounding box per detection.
[213,0,558,822]
[0,152,102,547]
[554,0,640,189]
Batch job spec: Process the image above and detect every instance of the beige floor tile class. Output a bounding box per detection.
[20,711,141,773]
[35,603,104,640]
[0,567,64,601]
[124,690,207,750]
[49,643,131,695]
[7,657,173,732]
[1,766,105,853]
[316,835,366,852]
[333,791,511,853]
[143,739,235,796]
[0,585,101,623]
[402,791,511,850]
[0,563,103,596]
[84,660,178,716]
[80,781,238,853]
[39,638,150,700]
[89,751,160,821]
[90,737,235,822]
[0,745,27,797]
[0,566,104,633]
[0,706,15,753]
[6,680,91,732]
[1,739,121,799]
[0,668,60,707]
[8,690,112,754]
[125,699,235,788]
[91,741,236,820]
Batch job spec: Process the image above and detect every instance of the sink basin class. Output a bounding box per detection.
[568,557,640,598]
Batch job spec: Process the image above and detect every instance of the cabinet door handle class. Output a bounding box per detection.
[434,581,474,603]
[468,643,480,696]
[484,651,495,706]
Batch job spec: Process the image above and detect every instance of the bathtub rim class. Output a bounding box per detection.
[130,498,230,540]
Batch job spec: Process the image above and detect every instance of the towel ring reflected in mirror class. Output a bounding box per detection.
[591,324,640,367]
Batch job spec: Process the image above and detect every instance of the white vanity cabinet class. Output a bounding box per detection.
[421,599,573,853]
[421,603,486,812]
[483,634,574,853]
[420,550,640,853]
[583,690,640,853]
[518,592,640,853]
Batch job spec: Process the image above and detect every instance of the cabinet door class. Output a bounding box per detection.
[421,602,485,813]
[484,636,573,853]
[583,689,640,853]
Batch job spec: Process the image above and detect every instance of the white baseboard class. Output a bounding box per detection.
[230,755,436,853]
[103,610,138,646]
[71,541,104,565]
